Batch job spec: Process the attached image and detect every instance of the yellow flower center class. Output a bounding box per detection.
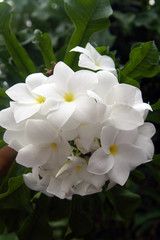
[51,142,57,149]
[95,61,100,67]
[36,95,46,104]
[63,92,75,102]
[75,165,82,170]
[109,144,118,156]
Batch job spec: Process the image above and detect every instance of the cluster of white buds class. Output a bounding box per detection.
[0,43,155,199]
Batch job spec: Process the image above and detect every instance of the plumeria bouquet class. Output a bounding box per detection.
[0,43,155,199]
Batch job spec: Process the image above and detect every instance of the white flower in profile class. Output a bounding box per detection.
[135,122,156,160]
[23,167,53,197]
[71,42,116,75]
[34,61,98,129]
[88,125,148,186]
[16,119,71,168]
[46,156,106,199]
[106,83,152,118]
[6,73,56,123]
[0,106,29,151]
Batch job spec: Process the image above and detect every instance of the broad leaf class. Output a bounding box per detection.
[0,88,10,107]
[0,3,36,77]
[151,99,160,111]
[64,0,112,68]
[107,186,141,225]
[33,30,56,68]
[69,196,93,237]
[0,232,18,240]
[146,110,160,124]
[121,41,159,81]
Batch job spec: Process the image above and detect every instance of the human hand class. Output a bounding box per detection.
[0,146,17,176]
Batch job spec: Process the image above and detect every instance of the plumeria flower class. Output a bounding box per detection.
[46,156,106,199]
[106,83,152,118]
[33,61,98,129]
[71,42,116,75]
[6,73,57,123]
[0,106,30,151]
[88,125,149,186]
[16,119,71,168]
[135,122,156,160]
[23,167,53,197]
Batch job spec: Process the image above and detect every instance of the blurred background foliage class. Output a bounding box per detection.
[0,0,160,239]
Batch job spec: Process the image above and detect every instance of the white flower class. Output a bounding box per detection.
[33,61,98,129]
[6,73,56,123]
[16,119,71,168]
[88,125,148,186]
[0,106,29,151]
[71,43,117,75]
[23,167,53,197]
[105,83,152,118]
[135,122,156,160]
[47,156,106,199]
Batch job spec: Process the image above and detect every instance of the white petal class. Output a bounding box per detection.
[115,128,138,145]
[97,55,116,71]
[40,99,59,115]
[106,84,142,105]
[78,54,99,70]
[26,73,48,91]
[95,71,118,103]
[16,144,51,167]
[26,119,58,146]
[138,122,156,138]
[70,45,90,55]
[108,144,147,185]
[78,123,99,151]
[6,83,35,103]
[135,134,154,160]
[13,103,41,122]
[110,104,144,130]
[23,169,52,196]
[68,70,98,95]
[47,177,70,199]
[74,95,97,123]
[4,129,28,151]
[47,102,76,129]
[33,83,62,101]
[0,107,23,130]
[101,125,118,154]
[53,61,74,91]
[88,148,114,175]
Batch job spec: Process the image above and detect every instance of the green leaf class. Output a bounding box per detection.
[64,0,112,68]
[146,110,160,124]
[121,41,159,81]
[134,211,160,229]
[151,99,160,110]
[0,232,19,240]
[153,154,160,166]
[0,88,10,107]
[69,196,93,237]
[118,70,140,88]
[0,127,5,140]
[0,140,6,149]
[17,195,52,240]
[33,29,56,68]
[0,176,23,199]
[107,186,141,225]
[0,3,36,77]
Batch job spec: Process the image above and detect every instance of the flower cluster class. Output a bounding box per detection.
[0,43,155,199]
